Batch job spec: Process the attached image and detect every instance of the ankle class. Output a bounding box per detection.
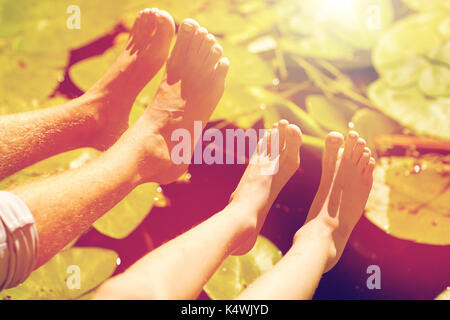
[223,202,258,235]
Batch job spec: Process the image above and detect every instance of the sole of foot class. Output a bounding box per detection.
[128,18,230,184]
[229,120,303,255]
[301,130,375,272]
[84,8,175,150]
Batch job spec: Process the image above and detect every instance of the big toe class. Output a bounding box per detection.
[166,18,199,84]
[285,124,302,164]
[323,132,344,178]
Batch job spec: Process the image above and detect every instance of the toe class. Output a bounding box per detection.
[357,151,370,172]
[323,132,344,171]
[285,124,303,152]
[205,44,223,72]
[129,9,158,50]
[184,27,209,77]
[364,157,376,179]
[166,18,199,84]
[213,57,229,86]
[198,33,216,64]
[278,120,289,151]
[343,131,359,160]
[351,138,366,165]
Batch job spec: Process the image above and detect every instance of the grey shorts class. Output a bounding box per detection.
[0,191,38,290]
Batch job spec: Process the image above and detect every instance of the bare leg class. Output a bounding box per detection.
[94,122,302,300]
[237,131,375,300]
[0,9,175,179]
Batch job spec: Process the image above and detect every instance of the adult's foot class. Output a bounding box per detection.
[300,131,375,272]
[229,120,303,255]
[122,18,229,184]
[80,8,175,150]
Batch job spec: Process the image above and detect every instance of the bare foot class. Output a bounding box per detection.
[122,19,229,184]
[229,120,303,255]
[300,131,375,272]
[77,8,175,150]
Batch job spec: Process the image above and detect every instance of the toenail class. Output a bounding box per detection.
[329,137,341,144]
[181,22,195,32]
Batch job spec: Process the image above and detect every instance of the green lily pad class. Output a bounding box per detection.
[351,108,402,152]
[368,79,450,140]
[0,43,67,112]
[365,155,450,245]
[305,95,358,133]
[204,235,282,300]
[0,0,125,51]
[0,247,117,299]
[93,182,163,239]
[0,148,166,239]
[221,41,275,87]
[373,12,450,80]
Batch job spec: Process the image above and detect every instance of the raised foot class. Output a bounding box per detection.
[300,130,375,272]
[230,120,303,255]
[86,8,175,150]
[133,18,230,184]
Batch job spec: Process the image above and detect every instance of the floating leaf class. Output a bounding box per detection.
[365,155,450,245]
[93,182,162,239]
[305,95,358,133]
[368,79,450,140]
[204,235,282,300]
[351,108,402,152]
[373,12,450,81]
[0,43,67,112]
[221,41,275,87]
[0,247,117,300]
[0,0,125,51]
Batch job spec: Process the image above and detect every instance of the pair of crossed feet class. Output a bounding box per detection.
[78,8,375,266]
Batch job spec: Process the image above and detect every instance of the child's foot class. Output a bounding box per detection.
[80,8,175,150]
[300,131,375,271]
[229,120,303,255]
[122,19,229,184]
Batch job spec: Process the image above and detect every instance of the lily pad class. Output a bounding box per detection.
[373,12,450,79]
[0,247,117,299]
[365,155,450,245]
[351,108,402,152]
[0,43,67,112]
[305,95,358,133]
[368,79,450,140]
[204,235,282,300]
[0,0,125,51]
